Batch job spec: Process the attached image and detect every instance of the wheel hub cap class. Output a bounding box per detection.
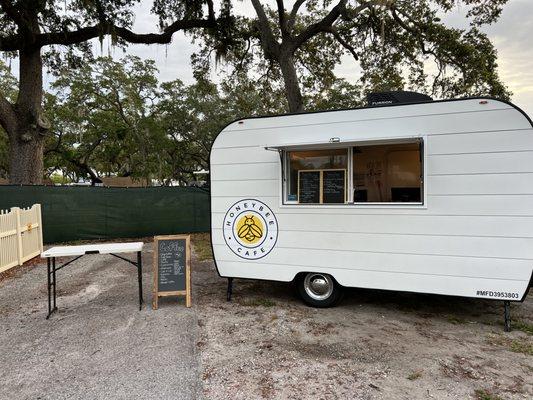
[304,273,334,301]
[310,278,328,295]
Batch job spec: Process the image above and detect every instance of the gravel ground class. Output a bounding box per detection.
[0,243,200,400]
[0,237,532,400]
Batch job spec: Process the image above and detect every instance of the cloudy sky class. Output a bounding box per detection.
[75,0,533,115]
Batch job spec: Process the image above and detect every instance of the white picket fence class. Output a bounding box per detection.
[0,204,43,273]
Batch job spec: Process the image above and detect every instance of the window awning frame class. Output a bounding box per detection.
[264,136,422,152]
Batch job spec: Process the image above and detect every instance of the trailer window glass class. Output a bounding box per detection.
[286,149,348,203]
[353,142,422,203]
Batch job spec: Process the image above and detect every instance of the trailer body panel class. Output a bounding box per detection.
[210,98,533,301]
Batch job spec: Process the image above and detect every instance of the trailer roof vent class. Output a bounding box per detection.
[367,91,433,107]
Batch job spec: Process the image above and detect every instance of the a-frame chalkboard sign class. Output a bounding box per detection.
[152,235,191,309]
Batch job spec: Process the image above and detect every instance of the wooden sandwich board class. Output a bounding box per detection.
[152,235,191,309]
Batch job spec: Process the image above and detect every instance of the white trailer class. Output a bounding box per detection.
[209,96,533,330]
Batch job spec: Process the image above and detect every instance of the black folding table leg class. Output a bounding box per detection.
[52,257,57,311]
[46,257,51,319]
[137,251,143,310]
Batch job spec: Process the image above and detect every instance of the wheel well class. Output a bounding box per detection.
[292,272,306,283]
[292,271,343,287]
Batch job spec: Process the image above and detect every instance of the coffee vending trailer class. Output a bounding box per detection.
[209,93,533,331]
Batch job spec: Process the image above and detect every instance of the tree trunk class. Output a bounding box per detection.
[8,47,49,184]
[279,52,304,113]
[9,135,45,184]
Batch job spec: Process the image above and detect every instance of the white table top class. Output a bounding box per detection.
[41,242,144,258]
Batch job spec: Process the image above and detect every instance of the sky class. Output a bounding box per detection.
[42,0,533,116]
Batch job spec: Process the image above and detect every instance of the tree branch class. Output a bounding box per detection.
[390,7,456,66]
[46,137,102,183]
[81,137,103,164]
[0,2,218,52]
[287,0,306,32]
[35,17,215,48]
[292,0,348,51]
[292,0,386,51]
[250,0,281,58]
[206,0,215,21]
[44,129,63,156]
[325,26,358,60]
[110,87,133,128]
[276,0,288,37]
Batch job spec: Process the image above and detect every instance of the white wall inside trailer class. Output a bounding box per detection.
[210,99,533,300]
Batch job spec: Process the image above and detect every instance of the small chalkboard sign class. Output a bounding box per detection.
[323,170,346,203]
[298,170,320,203]
[152,235,191,309]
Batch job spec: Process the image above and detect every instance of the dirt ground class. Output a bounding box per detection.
[0,235,531,400]
[192,236,532,400]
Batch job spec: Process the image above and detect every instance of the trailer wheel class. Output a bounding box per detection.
[297,273,341,307]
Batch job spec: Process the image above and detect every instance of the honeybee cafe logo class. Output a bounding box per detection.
[223,199,278,260]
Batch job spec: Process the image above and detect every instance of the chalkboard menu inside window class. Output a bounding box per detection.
[298,171,321,203]
[323,170,346,203]
[152,235,191,309]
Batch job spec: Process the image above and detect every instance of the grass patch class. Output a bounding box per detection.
[509,339,533,355]
[513,319,533,335]
[239,298,277,307]
[474,389,502,400]
[486,333,533,356]
[407,370,422,380]
[192,233,213,261]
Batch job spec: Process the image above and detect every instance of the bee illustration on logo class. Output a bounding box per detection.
[223,199,278,260]
[237,215,263,242]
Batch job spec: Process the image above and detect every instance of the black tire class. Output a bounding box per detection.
[296,272,342,308]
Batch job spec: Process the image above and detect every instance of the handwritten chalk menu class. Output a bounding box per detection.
[323,170,346,204]
[158,239,185,291]
[152,235,191,309]
[298,171,320,203]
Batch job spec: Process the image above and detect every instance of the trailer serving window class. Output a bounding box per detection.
[353,141,422,203]
[282,139,423,205]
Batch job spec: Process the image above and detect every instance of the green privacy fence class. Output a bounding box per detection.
[0,186,210,243]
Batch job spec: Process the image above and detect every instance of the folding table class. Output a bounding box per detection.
[41,242,144,319]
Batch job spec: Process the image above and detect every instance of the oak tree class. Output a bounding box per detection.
[45,56,167,185]
[198,0,510,113]
[155,72,286,185]
[0,0,220,184]
[40,57,285,185]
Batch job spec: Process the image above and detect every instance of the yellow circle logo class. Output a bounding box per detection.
[236,215,264,244]
[223,199,278,260]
